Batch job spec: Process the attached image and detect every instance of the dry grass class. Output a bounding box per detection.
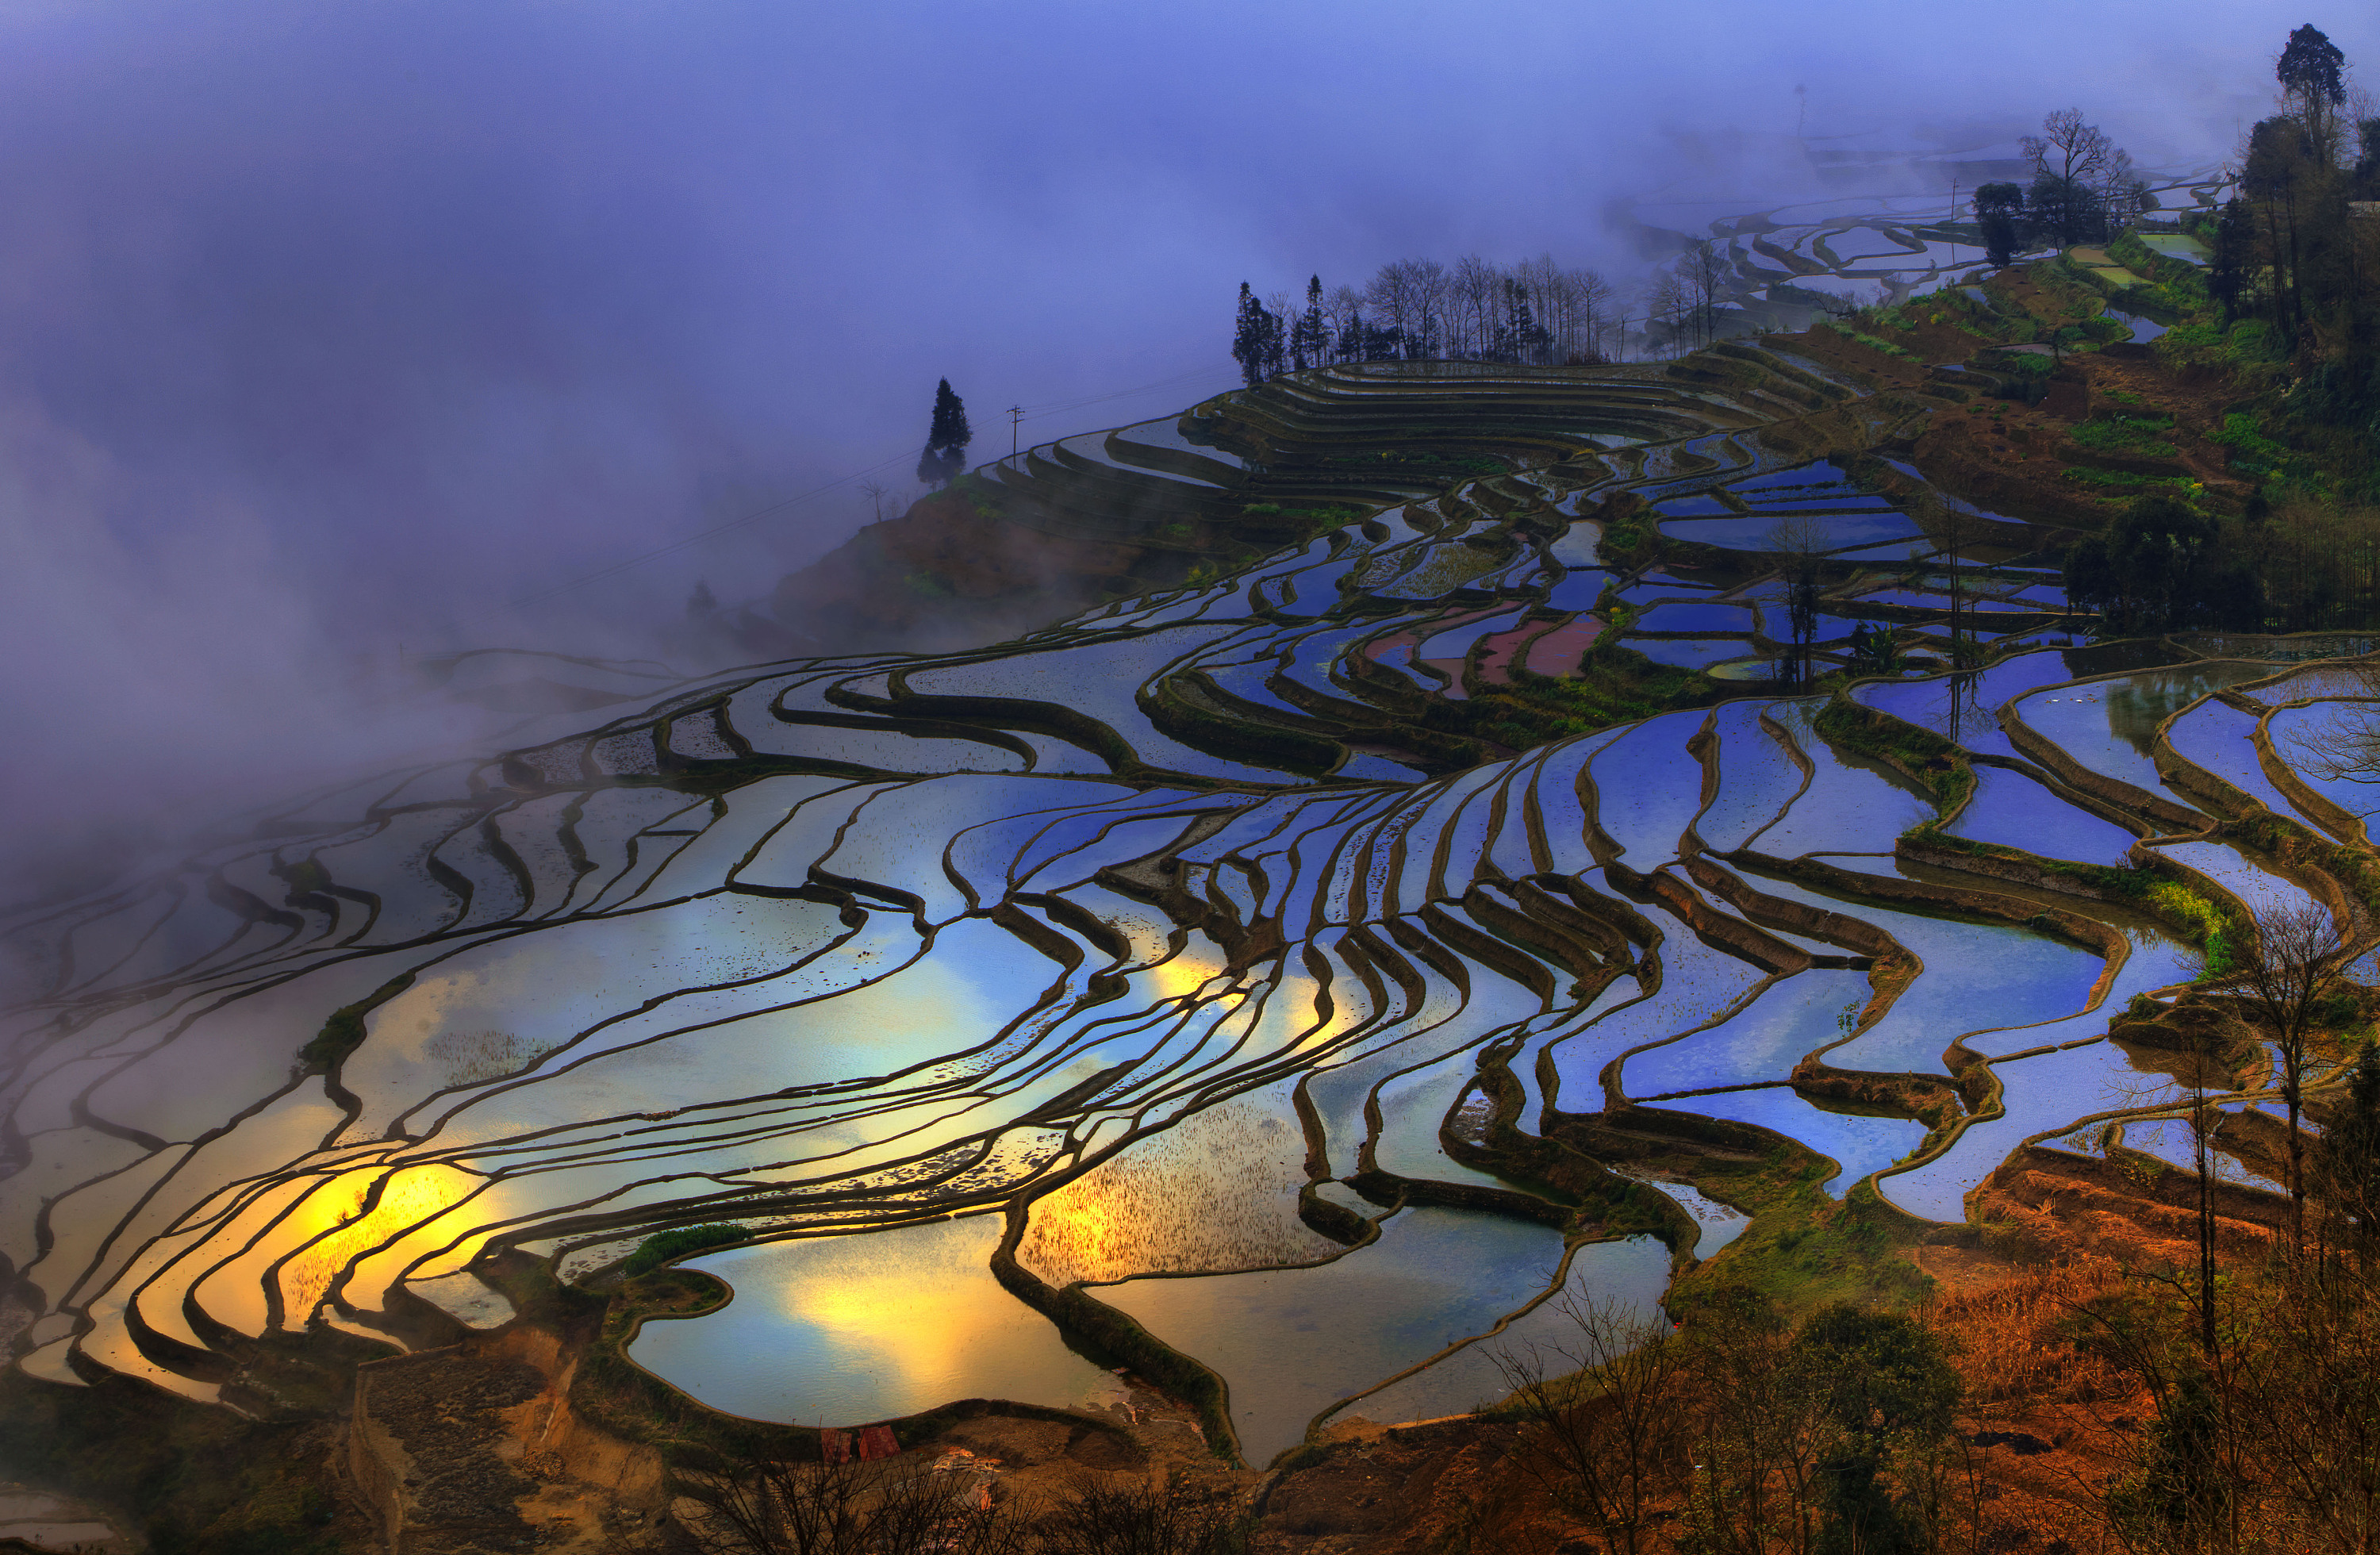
[1929,1257,2130,1409]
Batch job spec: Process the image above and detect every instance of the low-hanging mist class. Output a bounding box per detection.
[0,0,2355,899]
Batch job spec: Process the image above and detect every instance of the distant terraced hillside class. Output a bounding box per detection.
[771,344,1920,649]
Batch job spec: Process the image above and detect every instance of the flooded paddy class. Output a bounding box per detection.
[1,336,2346,1464]
[1092,1208,1599,1464]
[632,1217,1125,1426]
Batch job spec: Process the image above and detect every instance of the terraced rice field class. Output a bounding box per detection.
[1675,163,2232,327]
[1,319,2366,1470]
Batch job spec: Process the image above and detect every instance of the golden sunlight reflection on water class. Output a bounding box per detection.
[1019,1082,1334,1286]
[627,1215,1121,1426]
[276,1162,477,1323]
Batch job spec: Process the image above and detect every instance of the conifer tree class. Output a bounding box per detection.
[1230,282,1268,386]
[917,378,972,488]
[1334,301,1366,365]
[1294,275,1326,373]
[1495,278,1546,362]
[2278,23,2347,156]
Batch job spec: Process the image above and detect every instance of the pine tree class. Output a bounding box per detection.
[1295,276,1326,374]
[2278,24,2347,153]
[1230,282,1266,386]
[917,378,972,488]
[1335,305,1365,365]
[1494,278,1545,362]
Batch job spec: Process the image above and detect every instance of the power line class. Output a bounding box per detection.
[498,361,1241,616]
[503,443,919,613]
[1010,363,1238,421]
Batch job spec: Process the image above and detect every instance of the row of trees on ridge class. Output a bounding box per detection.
[1231,255,1623,383]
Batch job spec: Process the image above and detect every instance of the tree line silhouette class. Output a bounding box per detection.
[1231,256,1622,383]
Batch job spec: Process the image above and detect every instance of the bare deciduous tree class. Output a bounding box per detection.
[1407,258,1449,359]
[1645,270,1691,358]
[1364,261,1421,356]
[1681,240,1728,350]
[671,1449,1031,1555]
[2226,900,2359,1249]
[2022,107,2116,187]
[2282,669,2380,824]
[1911,490,1982,667]
[1489,1296,1687,1555]
[1323,283,1367,362]
[1036,1471,1238,1555]
[1563,265,1615,363]
[1305,254,1621,366]
[1767,513,1829,687]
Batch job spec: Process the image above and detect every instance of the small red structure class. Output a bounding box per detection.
[856,1424,900,1461]
[819,1427,852,1465]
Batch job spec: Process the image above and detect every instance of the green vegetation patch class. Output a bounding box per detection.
[1818,321,1915,359]
[1810,697,1973,812]
[1664,1144,1936,1314]
[2062,466,2202,497]
[1710,1181,1937,1312]
[624,1223,753,1277]
[1238,501,1366,532]
[298,971,416,1073]
[2205,411,2290,480]
[1320,451,1505,476]
[2071,414,2180,458]
[945,470,1004,520]
[1432,649,1722,751]
[1914,832,2242,975]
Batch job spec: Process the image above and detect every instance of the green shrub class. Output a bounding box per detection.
[1240,501,1364,530]
[2106,230,2162,278]
[1811,698,1972,810]
[2063,468,2204,497]
[1322,451,1503,476]
[2207,412,2287,478]
[625,1223,752,1277]
[1435,651,1719,751]
[946,472,1002,519]
[2071,415,2180,457]
[298,973,416,1071]
[2226,318,2285,363]
[2152,321,2227,371]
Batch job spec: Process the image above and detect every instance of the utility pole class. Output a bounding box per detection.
[1949,179,1960,274]
[1008,405,1023,459]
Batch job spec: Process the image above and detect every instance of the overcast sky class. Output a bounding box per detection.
[0,0,2361,887]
